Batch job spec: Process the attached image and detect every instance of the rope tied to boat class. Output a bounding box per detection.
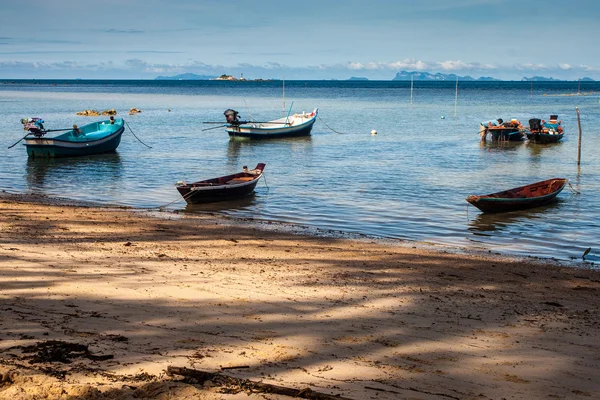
[567,181,580,194]
[317,115,351,134]
[262,171,269,191]
[124,120,152,148]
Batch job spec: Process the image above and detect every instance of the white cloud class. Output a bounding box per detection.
[344,59,499,72]
[347,62,365,70]
[515,63,547,71]
[345,59,430,71]
[580,64,600,72]
[435,60,496,71]
[559,63,572,70]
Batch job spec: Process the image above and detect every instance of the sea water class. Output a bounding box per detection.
[1,80,599,264]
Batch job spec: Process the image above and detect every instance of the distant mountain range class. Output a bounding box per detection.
[391,70,595,82]
[154,71,595,82]
[154,73,217,80]
[392,71,496,81]
[520,76,595,82]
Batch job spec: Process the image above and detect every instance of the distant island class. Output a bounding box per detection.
[521,76,596,82]
[392,70,495,81]
[392,70,594,82]
[215,74,243,81]
[348,77,368,81]
[154,73,217,80]
[154,73,271,81]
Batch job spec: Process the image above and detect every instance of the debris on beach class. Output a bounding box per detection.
[18,340,113,364]
[168,366,351,399]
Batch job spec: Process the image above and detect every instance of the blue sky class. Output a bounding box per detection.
[1,0,599,80]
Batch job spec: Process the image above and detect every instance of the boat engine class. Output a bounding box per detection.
[529,118,542,131]
[224,109,240,125]
[21,117,46,137]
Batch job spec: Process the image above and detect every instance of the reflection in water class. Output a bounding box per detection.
[183,192,259,213]
[226,135,313,167]
[26,153,124,190]
[468,201,561,235]
[479,140,524,152]
[525,141,561,161]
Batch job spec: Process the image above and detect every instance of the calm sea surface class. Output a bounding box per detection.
[1,80,599,265]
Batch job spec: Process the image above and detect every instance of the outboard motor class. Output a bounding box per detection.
[529,118,542,131]
[224,109,240,125]
[549,114,558,121]
[21,117,46,137]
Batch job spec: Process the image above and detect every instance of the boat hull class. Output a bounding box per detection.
[525,132,564,143]
[24,122,124,158]
[177,179,260,204]
[227,119,315,139]
[176,163,266,204]
[466,178,567,213]
[489,128,524,141]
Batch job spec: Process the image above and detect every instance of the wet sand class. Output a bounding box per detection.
[1,195,599,399]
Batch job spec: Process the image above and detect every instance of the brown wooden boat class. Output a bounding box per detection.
[466,178,568,213]
[176,163,265,204]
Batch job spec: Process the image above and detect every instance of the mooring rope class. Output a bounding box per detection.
[262,172,269,191]
[567,181,580,194]
[124,120,153,148]
[318,115,351,134]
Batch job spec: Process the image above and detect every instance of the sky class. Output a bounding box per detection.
[1,0,599,80]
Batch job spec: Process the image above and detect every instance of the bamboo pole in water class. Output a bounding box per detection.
[576,107,583,166]
[530,81,533,99]
[410,75,413,105]
[454,77,458,120]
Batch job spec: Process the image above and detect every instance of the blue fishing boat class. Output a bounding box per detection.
[224,108,318,139]
[23,118,125,158]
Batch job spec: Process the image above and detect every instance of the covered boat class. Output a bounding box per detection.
[23,117,125,158]
[480,118,525,141]
[525,115,564,143]
[466,178,568,213]
[224,108,318,139]
[176,163,266,204]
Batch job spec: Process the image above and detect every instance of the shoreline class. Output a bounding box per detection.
[2,190,590,270]
[1,194,599,399]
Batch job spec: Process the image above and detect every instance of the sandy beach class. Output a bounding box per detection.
[1,194,599,400]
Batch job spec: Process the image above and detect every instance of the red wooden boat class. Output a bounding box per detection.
[466,178,568,213]
[176,163,265,204]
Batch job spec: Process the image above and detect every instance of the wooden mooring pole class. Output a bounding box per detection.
[454,77,458,120]
[576,107,582,166]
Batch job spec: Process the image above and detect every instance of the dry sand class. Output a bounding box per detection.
[1,194,599,399]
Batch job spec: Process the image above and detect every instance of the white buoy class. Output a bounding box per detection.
[371,129,377,135]
[441,115,445,119]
